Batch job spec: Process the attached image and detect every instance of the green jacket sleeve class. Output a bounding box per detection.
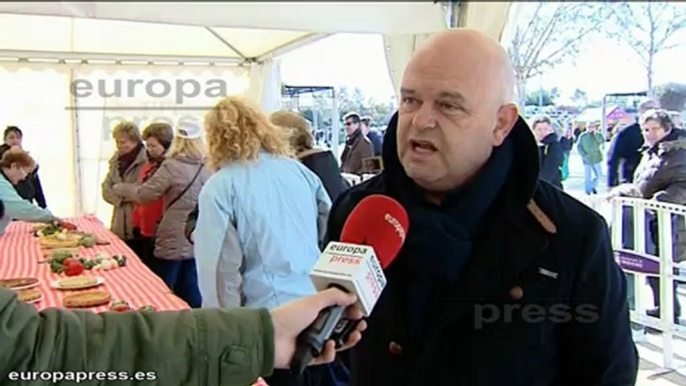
[0,289,275,385]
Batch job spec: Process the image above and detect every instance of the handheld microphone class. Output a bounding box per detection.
[290,194,409,374]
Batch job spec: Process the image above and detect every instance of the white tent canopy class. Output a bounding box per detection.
[0,2,450,62]
[0,2,514,223]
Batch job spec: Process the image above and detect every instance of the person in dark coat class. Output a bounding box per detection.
[559,128,575,181]
[340,113,374,175]
[609,109,686,323]
[532,116,564,189]
[0,126,47,208]
[270,110,350,202]
[361,116,383,156]
[607,100,658,188]
[326,29,637,386]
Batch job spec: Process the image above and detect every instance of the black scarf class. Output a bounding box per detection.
[381,113,514,340]
[340,129,362,164]
[117,142,143,177]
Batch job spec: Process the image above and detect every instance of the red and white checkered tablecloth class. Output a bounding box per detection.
[0,215,189,312]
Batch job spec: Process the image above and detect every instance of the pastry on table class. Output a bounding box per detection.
[54,276,100,290]
[39,234,82,249]
[0,277,39,290]
[63,290,112,308]
[17,289,42,303]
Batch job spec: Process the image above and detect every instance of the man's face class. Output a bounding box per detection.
[588,124,598,133]
[344,118,360,136]
[360,121,369,135]
[532,122,550,142]
[397,55,515,192]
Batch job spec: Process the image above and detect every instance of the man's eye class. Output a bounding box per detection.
[440,103,460,111]
[402,97,417,105]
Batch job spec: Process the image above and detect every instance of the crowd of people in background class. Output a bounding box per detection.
[0,71,683,386]
[1,93,683,333]
[531,101,685,325]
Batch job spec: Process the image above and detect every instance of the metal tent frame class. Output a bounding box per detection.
[281,85,340,157]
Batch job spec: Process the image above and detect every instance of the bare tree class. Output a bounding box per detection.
[608,2,686,98]
[508,3,607,108]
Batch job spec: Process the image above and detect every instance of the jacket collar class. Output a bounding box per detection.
[346,128,363,144]
[645,128,686,156]
[540,132,559,145]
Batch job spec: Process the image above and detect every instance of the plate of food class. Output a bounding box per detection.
[17,289,43,304]
[33,221,77,237]
[50,275,105,290]
[0,277,40,291]
[39,233,83,249]
[63,290,111,308]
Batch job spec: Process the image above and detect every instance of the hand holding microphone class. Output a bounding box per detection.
[290,194,409,374]
[271,288,367,369]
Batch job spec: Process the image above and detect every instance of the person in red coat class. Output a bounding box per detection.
[131,123,174,268]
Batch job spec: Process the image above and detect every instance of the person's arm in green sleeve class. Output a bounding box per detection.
[0,288,273,385]
[0,287,367,386]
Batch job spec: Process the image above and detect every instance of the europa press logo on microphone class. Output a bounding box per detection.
[384,213,406,241]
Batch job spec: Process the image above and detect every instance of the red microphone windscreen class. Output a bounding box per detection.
[340,194,409,269]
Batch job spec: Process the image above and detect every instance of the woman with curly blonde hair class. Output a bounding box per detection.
[195,96,331,312]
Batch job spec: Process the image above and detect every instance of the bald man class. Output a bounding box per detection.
[326,29,637,385]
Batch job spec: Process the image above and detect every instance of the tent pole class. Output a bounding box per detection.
[331,88,340,162]
[451,1,466,28]
[69,67,84,216]
[602,95,607,139]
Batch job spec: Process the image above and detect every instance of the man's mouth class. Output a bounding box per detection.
[410,139,437,154]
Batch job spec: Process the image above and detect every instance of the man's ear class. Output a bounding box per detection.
[493,103,519,146]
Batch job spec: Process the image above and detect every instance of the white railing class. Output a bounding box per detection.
[574,194,686,370]
[341,173,362,186]
[341,173,377,186]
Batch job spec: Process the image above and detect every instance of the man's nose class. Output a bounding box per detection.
[412,103,437,131]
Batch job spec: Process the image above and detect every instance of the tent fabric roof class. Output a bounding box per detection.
[0,2,449,63]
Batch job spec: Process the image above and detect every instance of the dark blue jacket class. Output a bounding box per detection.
[327,114,638,386]
[539,132,564,189]
[607,122,644,187]
[366,130,383,157]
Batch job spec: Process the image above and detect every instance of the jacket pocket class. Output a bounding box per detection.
[219,346,261,385]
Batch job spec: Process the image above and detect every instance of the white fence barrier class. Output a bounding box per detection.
[574,194,686,369]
